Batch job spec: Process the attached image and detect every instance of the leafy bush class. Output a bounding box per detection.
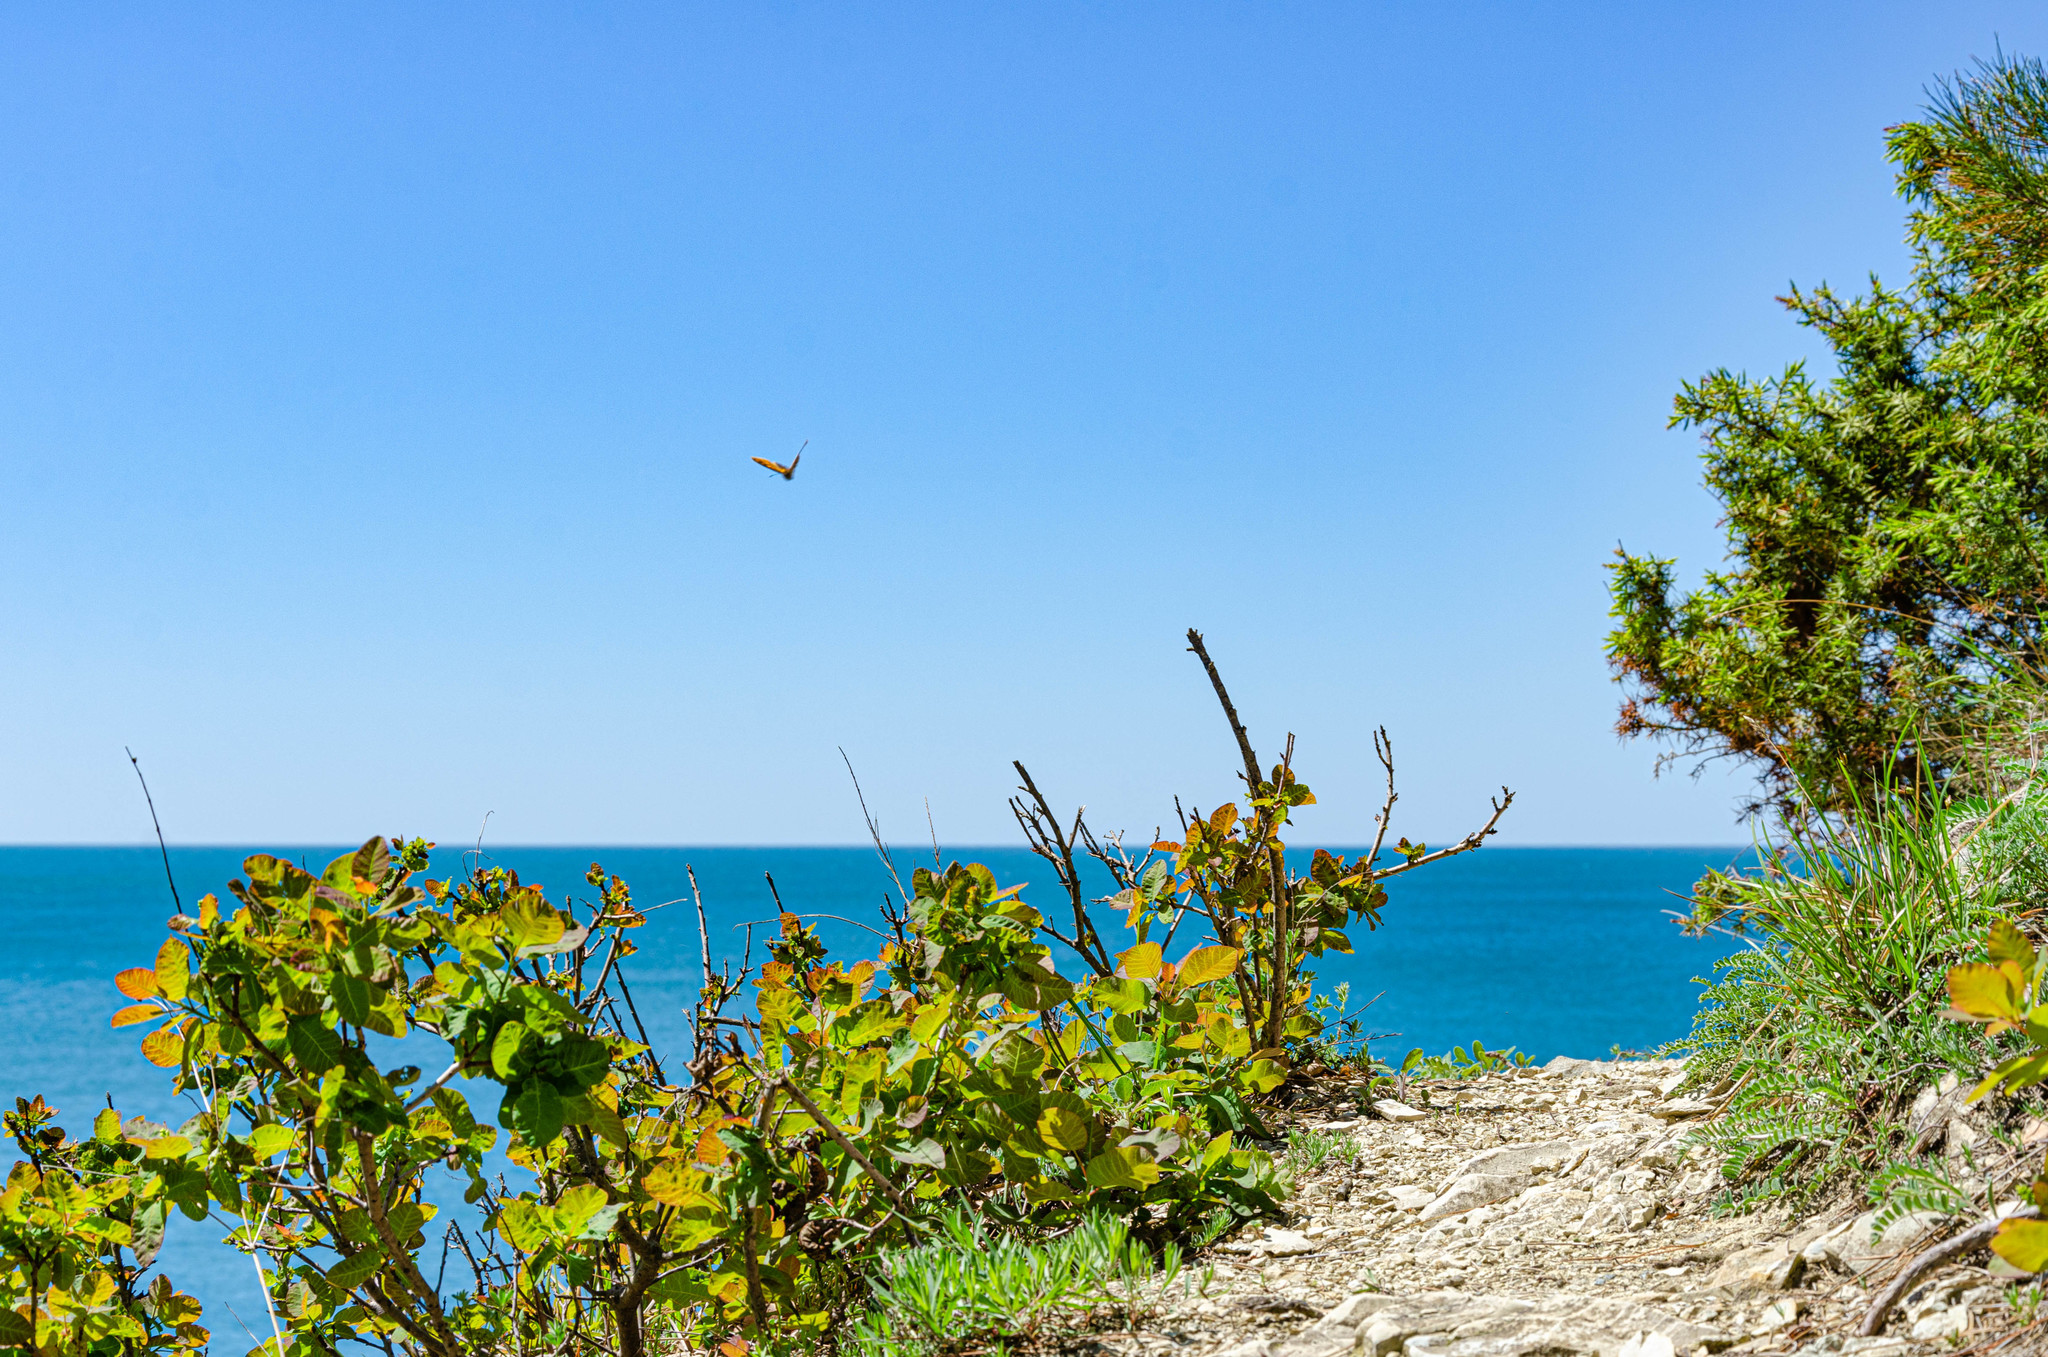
[1669,793,1999,1210]
[0,635,1508,1356]
[0,1098,209,1357]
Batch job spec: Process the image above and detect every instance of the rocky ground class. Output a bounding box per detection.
[1066,1058,2048,1357]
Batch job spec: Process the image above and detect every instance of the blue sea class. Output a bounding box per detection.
[0,843,1750,1336]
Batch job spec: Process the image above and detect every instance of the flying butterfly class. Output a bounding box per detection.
[752,440,806,480]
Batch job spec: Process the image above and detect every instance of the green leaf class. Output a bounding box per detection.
[981,1031,1045,1087]
[491,1021,531,1079]
[501,1080,565,1146]
[550,1034,611,1090]
[286,1016,344,1073]
[884,1138,947,1170]
[325,1247,384,1294]
[1084,1145,1161,1190]
[332,972,372,1027]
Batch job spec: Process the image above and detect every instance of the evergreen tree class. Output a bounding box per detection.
[1610,54,2048,812]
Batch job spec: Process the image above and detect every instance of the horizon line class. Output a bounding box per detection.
[0,840,1759,851]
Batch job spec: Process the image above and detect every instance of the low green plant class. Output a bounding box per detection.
[1399,1041,1534,1081]
[1283,1128,1362,1175]
[1671,791,1998,1212]
[848,1208,1183,1356]
[1867,1155,1980,1237]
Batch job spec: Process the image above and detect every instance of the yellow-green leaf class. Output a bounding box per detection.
[1948,962,2026,1030]
[1037,1105,1090,1153]
[1176,945,1241,988]
[1990,918,2038,970]
[248,1125,294,1160]
[643,1158,706,1207]
[1995,1218,2048,1273]
[1117,942,1162,980]
[132,1135,191,1160]
[1084,1145,1161,1190]
[155,939,191,1003]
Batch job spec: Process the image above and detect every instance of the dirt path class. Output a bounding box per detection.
[1074,1058,2039,1357]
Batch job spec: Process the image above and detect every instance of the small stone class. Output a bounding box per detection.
[1709,1243,1805,1293]
[1220,1228,1321,1257]
[1649,1099,1716,1120]
[1374,1100,1427,1122]
[1387,1185,1436,1212]
[1362,1317,1406,1356]
[1909,1306,1968,1341]
[1757,1297,1805,1332]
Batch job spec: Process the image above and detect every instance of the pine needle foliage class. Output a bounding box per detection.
[1609,52,2048,813]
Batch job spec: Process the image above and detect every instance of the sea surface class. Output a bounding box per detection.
[0,843,1752,1335]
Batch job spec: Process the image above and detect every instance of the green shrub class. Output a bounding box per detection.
[0,1097,210,1356]
[13,635,1506,1357]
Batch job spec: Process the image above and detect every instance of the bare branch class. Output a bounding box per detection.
[1371,787,1516,880]
[1011,761,1114,975]
[1186,628,1263,789]
[1365,727,1399,870]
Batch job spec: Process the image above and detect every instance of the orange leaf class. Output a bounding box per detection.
[1150,840,1182,853]
[115,968,159,1000]
[694,1124,731,1166]
[140,1024,186,1068]
[111,1003,161,1029]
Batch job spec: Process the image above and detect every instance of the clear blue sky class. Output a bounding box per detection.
[4,4,2040,847]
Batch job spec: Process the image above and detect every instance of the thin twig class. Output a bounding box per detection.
[686,864,713,998]
[732,913,893,941]
[125,748,181,912]
[1370,789,1516,879]
[841,747,912,905]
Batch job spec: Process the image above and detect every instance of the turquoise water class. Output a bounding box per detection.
[0,843,1749,1333]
